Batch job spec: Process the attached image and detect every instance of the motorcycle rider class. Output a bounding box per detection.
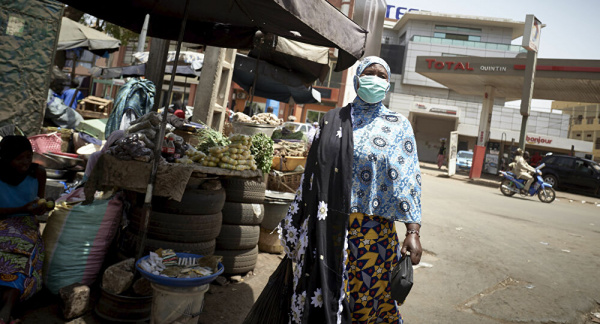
[511,148,537,194]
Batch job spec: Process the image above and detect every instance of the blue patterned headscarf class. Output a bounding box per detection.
[353,56,391,94]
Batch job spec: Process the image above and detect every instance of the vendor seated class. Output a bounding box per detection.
[0,136,50,324]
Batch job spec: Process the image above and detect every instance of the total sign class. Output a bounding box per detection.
[385,0,422,20]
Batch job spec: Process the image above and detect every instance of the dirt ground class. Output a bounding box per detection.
[19,252,284,324]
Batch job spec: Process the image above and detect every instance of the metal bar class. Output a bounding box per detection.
[136,0,191,261]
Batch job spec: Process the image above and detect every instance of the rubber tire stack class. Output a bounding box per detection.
[215,177,265,275]
[119,184,226,257]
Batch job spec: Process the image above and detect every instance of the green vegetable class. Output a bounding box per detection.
[195,124,231,154]
[251,133,274,174]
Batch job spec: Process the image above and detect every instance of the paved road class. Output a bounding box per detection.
[400,172,600,324]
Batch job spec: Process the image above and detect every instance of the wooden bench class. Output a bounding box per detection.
[76,96,114,119]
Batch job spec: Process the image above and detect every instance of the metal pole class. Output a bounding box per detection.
[137,14,149,54]
[518,48,538,151]
[137,0,191,261]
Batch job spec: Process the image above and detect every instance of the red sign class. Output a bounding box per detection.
[426,59,474,71]
[526,135,553,145]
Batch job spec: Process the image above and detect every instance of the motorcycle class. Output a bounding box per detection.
[499,163,556,203]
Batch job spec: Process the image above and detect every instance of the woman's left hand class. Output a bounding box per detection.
[401,225,422,265]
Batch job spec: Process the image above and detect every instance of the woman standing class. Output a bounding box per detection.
[437,140,446,170]
[0,136,48,323]
[279,57,422,323]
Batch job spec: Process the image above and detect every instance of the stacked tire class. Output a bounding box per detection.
[119,181,226,258]
[215,177,265,275]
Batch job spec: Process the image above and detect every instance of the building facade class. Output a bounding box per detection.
[379,11,592,171]
[551,101,600,162]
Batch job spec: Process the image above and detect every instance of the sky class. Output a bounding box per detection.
[385,0,600,110]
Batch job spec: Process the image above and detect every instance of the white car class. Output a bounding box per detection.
[279,122,315,135]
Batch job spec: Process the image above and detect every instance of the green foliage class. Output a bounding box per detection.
[105,23,139,47]
[251,133,274,174]
[195,126,231,154]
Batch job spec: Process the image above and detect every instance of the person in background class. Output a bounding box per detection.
[60,80,84,109]
[529,151,542,167]
[277,56,422,323]
[170,93,184,113]
[0,136,49,324]
[307,121,318,145]
[437,139,447,169]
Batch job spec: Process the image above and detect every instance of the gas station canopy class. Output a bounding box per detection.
[416,56,600,103]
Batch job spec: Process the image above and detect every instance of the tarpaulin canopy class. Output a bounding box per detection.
[58,0,367,71]
[232,54,320,104]
[90,63,201,79]
[133,51,204,71]
[58,17,121,54]
[249,36,330,85]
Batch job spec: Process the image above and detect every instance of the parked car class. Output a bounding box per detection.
[456,150,473,171]
[539,154,600,197]
[279,122,314,135]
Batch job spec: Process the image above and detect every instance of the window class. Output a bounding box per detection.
[306,110,326,124]
[383,36,390,44]
[596,138,600,150]
[435,25,482,34]
[587,116,595,124]
[574,115,583,125]
[543,156,556,164]
[556,157,574,168]
[433,32,480,42]
[399,32,406,46]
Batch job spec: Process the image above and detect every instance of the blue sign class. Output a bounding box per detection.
[385,5,419,20]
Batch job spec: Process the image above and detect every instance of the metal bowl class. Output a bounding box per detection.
[46,168,67,179]
[44,152,84,168]
[33,152,64,169]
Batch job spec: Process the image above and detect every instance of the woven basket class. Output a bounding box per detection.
[28,133,62,154]
[267,172,302,193]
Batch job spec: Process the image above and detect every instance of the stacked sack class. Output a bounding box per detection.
[215,177,266,275]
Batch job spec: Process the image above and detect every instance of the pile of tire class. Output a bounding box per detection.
[119,180,226,258]
[215,177,265,275]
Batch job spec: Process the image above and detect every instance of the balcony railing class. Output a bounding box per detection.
[411,35,527,53]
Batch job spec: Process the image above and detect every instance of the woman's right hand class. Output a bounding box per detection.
[24,200,48,215]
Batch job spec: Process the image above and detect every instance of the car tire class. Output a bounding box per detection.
[214,246,258,275]
[216,224,260,250]
[128,210,222,243]
[224,178,265,203]
[152,188,226,215]
[221,202,264,225]
[543,174,558,189]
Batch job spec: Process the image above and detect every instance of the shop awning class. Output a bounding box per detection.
[232,54,321,104]
[58,0,367,72]
[58,17,120,54]
[415,56,600,102]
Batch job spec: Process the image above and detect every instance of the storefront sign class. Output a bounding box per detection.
[480,66,507,72]
[385,6,419,19]
[526,135,553,145]
[522,15,542,52]
[426,59,474,71]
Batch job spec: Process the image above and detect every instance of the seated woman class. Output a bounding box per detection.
[0,136,49,324]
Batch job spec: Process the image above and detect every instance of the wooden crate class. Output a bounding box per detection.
[76,96,114,119]
[267,171,302,193]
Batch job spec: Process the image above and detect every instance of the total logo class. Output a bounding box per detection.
[426,58,474,71]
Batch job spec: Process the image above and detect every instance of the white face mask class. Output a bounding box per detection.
[356,75,390,103]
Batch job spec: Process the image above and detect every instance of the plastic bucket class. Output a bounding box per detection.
[151,283,209,324]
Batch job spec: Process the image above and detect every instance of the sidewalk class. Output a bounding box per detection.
[419,162,501,189]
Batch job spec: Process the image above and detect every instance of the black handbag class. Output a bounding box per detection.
[242,256,293,324]
[390,255,413,304]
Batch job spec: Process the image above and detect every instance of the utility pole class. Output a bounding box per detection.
[518,14,542,151]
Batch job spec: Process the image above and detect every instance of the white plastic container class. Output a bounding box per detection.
[151,283,209,324]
